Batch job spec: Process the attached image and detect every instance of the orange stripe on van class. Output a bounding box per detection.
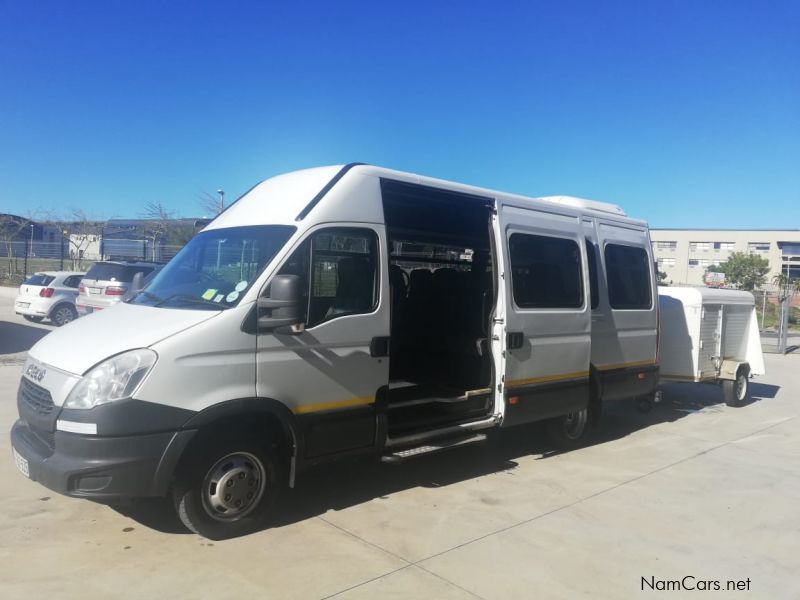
[597,359,656,371]
[507,371,590,387]
[292,395,374,415]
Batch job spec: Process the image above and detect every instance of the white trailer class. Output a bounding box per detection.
[658,286,765,406]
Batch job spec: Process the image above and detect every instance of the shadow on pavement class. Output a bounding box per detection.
[111,379,782,537]
[0,320,50,355]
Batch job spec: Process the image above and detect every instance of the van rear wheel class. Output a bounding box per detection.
[172,437,283,540]
[545,407,593,450]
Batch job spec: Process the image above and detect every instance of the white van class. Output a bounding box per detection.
[11,164,658,538]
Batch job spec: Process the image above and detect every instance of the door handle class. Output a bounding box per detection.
[370,336,390,358]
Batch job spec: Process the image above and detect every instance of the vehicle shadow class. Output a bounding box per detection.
[0,321,51,355]
[113,380,782,537]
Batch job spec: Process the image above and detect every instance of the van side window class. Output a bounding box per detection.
[277,228,379,328]
[604,243,652,309]
[508,233,583,309]
[585,240,599,309]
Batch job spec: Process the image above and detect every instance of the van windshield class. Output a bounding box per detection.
[128,225,295,310]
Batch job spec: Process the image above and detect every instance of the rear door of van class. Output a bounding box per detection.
[593,220,658,400]
[499,203,591,426]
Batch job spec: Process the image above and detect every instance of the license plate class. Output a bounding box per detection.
[13,448,29,478]
[88,287,101,294]
[16,302,30,309]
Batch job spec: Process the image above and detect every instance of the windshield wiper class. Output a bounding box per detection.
[129,290,162,304]
[154,294,228,310]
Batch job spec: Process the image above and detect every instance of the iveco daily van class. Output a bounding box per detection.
[11,164,658,538]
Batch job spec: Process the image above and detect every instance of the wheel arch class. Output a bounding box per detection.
[178,397,304,487]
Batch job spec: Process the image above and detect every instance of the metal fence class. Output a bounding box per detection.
[1,240,183,284]
[754,290,799,354]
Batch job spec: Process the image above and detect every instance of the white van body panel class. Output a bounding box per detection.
[500,204,591,388]
[594,220,658,371]
[27,302,218,377]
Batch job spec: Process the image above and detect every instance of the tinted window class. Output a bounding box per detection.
[585,240,599,309]
[509,233,583,309]
[85,263,150,282]
[605,244,652,309]
[23,274,55,286]
[63,275,82,288]
[277,228,379,327]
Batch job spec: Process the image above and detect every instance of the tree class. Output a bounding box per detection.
[772,272,800,298]
[43,209,104,270]
[197,190,225,217]
[0,213,36,277]
[705,252,770,291]
[140,201,175,262]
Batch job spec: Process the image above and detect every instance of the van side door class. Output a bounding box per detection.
[499,204,591,426]
[593,220,658,400]
[256,224,390,460]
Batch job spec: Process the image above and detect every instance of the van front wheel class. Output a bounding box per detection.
[172,438,282,540]
[545,408,592,450]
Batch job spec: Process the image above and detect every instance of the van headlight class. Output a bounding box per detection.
[64,349,157,410]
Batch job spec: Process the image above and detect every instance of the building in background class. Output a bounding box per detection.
[650,229,800,287]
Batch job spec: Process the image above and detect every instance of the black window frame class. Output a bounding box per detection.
[604,242,653,310]
[508,232,584,310]
[275,226,380,329]
[585,239,600,310]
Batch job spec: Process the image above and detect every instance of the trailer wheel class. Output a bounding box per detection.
[546,407,592,450]
[172,435,284,540]
[722,366,749,408]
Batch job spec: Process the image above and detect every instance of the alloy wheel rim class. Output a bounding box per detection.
[54,307,74,325]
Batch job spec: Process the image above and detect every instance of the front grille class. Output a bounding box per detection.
[19,377,55,415]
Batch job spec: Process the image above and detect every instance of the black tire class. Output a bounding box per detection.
[722,366,749,407]
[172,435,284,540]
[50,304,78,327]
[23,315,44,323]
[545,407,593,450]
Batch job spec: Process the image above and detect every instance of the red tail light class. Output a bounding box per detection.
[79,283,86,294]
[40,288,54,298]
[105,286,126,296]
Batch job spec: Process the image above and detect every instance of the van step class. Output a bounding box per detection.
[381,433,487,464]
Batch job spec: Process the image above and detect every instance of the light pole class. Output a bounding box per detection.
[217,189,225,213]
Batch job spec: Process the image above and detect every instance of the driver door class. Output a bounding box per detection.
[256,224,390,459]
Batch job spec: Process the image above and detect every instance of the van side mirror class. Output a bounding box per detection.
[125,271,145,301]
[257,274,304,332]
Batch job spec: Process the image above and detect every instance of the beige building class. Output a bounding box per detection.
[650,229,800,288]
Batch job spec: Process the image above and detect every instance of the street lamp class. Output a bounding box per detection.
[217,189,225,212]
[29,223,34,257]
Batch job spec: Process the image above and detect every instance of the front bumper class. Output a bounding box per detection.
[10,419,196,499]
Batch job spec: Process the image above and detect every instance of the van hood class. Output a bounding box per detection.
[28,302,221,375]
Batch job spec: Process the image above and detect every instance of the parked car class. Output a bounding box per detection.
[76,261,159,315]
[14,271,85,327]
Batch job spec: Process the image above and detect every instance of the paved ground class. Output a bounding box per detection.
[0,285,798,599]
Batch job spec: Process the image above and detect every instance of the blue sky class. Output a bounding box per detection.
[0,1,798,227]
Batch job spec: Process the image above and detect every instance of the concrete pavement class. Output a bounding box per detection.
[0,287,798,599]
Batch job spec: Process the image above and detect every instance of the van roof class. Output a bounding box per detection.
[207,164,646,231]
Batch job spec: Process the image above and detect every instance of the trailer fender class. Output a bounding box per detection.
[719,360,749,381]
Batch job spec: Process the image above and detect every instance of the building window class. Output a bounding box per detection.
[657,257,676,268]
[689,259,712,268]
[605,244,652,310]
[689,241,712,252]
[508,233,583,309]
[713,242,734,251]
[748,242,770,252]
[654,241,677,251]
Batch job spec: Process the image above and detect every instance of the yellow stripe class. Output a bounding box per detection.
[597,359,656,371]
[507,370,590,387]
[292,395,374,415]
[660,374,716,382]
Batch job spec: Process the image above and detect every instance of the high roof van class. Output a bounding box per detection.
[11,164,658,538]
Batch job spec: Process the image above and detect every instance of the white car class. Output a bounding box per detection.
[14,271,85,327]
